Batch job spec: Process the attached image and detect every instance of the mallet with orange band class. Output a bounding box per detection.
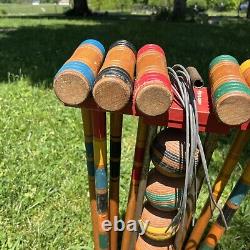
[54,39,105,106]
[240,59,250,87]
[134,44,173,116]
[200,160,250,250]
[185,129,250,250]
[93,40,136,111]
[209,55,250,126]
[121,117,149,250]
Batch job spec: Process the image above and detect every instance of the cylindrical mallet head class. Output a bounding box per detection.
[140,202,178,241]
[209,55,250,125]
[54,39,105,106]
[240,59,250,87]
[134,44,173,116]
[136,235,175,250]
[146,168,184,211]
[151,128,199,177]
[93,40,136,111]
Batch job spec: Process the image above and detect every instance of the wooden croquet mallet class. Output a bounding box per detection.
[92,111,109,250]
[93,40,136,111]
[121,118,149,250]
[199,160,250,250]
[54,39,105,106]
[81,108,99,249]
[185,129,250,250]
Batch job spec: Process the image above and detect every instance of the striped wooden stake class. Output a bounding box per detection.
[174,133,220,250]
[121,117,149,250]
[199,160,250,250]
[109,112,123,250]
[130,125,158,250]
[92,111,110,250]
[81,108,99,249]
[185,129,250,250]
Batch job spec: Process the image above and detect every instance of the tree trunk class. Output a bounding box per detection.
[72,0,91,16]
[247,0,250,18]
[172,0,187,20]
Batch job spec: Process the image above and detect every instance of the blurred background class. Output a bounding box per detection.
[0,0,249,249]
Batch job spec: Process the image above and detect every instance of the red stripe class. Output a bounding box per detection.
[132,167,142,181]
[137,44,165,58]
[134,147,145,162]
[135,72,172,92]
[92,111,106,138]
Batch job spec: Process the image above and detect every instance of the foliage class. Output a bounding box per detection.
[0,16,250,249]
[187,0,208,10]
[89,0,244,11]
[207,0,242,10]
[0,0,245,11]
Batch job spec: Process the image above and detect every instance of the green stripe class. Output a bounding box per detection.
[146,192,182,202]
[213,81,250,101]
[209,55,238,69]
[147,197,177,203]
[199,242,214,250]
[99,234,109,249]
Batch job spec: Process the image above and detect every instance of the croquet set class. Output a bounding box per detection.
[53,39,250,250]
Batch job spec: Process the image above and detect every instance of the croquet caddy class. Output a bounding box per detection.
[54,39,250,250]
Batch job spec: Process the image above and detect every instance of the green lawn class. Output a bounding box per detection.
[0,4,69,16]
[0,16,249,249]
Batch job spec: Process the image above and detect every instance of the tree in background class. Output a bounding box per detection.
[67,0,91,16]
[173,0,187,20]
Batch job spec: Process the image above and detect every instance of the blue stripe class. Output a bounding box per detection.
[87,161,95,177]
[57,61,95,87]
[229,181,249,206]
[85,142,95,177]
[80,39,105,56]
[85,142,94,157]
[95,169,108,189]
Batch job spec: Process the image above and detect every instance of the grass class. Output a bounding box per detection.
[0,4,69,16]
[206,9,246,17]
[0,15,249,249]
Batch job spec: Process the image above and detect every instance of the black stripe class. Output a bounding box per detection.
[96,193,108,213]
[110,141,122,158]
[152,144,199,166]
[217,203,237,226]
[109,40,137,55]
[96,66,133,89]
[110,161,121,178]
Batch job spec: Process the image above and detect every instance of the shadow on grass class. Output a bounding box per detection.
[0,15,249,161]
[0,15,249,249]
[0,15,250,88]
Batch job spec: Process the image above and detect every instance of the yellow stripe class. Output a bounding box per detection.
[141,220,178,241]
[241,160,250,185]
[240,60,250,73]
[93,139,107,167]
